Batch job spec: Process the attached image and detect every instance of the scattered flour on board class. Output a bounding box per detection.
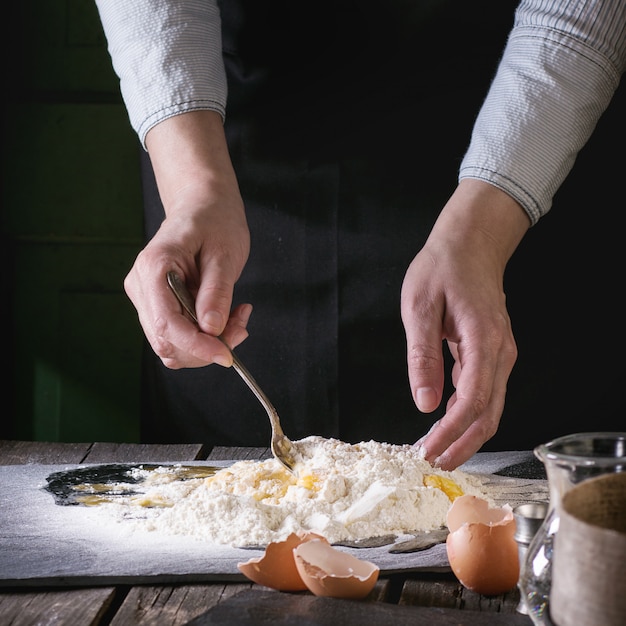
[102,436,493,546]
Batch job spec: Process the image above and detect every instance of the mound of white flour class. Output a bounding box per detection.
[105,436,491,546]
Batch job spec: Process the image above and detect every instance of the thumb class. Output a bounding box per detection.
[194,271,235,337]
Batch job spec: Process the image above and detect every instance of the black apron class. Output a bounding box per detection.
[139,0,520,446]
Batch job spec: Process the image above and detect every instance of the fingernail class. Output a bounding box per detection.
[201,311,223,334]
[212,353,232,368]
[433,451,451,470]
[416,387,437,412]
[241,303,253,323]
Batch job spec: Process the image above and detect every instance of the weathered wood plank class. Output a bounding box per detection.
[459,586,521,614]
[109,583,252,626]
[0,440,92,465]
[399,576,521,613]
[84,442,206,463]
[399,576,463,610]
[368,578,392,602]
[0,587,116,626]
[0,440,208,465]
[207,446,270,461]
[185,588,535,625]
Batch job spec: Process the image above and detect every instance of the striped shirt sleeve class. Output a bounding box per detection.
[459,0,626,224]
[95,0,227,149]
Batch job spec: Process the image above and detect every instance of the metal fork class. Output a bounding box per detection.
[166,271,298,474]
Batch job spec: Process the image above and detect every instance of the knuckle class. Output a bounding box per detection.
[491,312,517,350]
[199,278,233,309]
[151,334,175,361]
[153,314,168,337]
[406,344,440,372]
[150,317,183,364]
[472,415,498,441]
[469,392,490,419]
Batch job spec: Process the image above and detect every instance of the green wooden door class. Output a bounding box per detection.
[2,2,144,442]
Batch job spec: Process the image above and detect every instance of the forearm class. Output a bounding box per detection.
[460,0,626,224]
[145,110,242,218]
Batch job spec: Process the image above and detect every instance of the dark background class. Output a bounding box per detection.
[2,1,624,451]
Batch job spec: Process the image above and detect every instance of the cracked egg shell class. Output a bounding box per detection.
[445,494,519,596]
[293,538,380,599]
[237,532,327,591]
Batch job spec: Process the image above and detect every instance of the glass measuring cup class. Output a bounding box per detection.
[518,432,626,625]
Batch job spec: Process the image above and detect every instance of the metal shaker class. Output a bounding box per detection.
[513,502,548,615]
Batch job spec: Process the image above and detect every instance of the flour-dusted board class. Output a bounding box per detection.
[0,451,547,586]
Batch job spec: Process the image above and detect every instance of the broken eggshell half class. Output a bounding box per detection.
[293,538,380,599]
[445,494,519,596]
[237,531,327,592]
[238,532,380,599]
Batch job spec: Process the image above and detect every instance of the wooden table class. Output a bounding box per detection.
[0,440,533,625]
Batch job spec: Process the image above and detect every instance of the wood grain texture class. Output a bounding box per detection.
[85,442,205,463]
[0,587,116,626]
[109,584,252,626]
[186,588,533,625]
[0,440,92,465]
[207,446,270,461]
